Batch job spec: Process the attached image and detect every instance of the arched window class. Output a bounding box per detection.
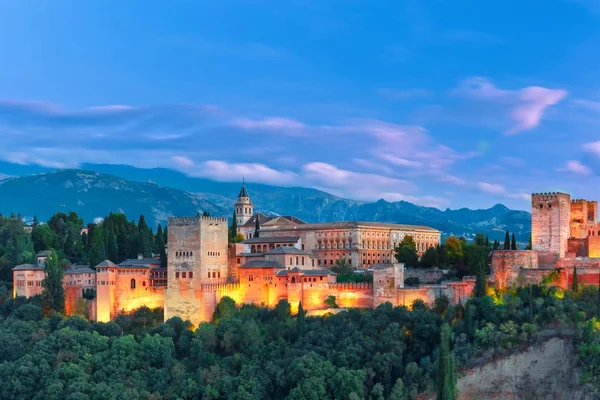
[291,276,296,283]
[296,256,299,265]
[130,279,136,289]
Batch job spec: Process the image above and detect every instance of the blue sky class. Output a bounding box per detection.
[1,0,600,210]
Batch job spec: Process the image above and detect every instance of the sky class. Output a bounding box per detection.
[1,0,600,211]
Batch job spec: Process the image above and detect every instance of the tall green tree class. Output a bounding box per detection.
[503,230,510,250]
[155,224,167,269]
[137,215,153,257]
[436,323,456,400]
[254,217,260,238]
[296,301,306,336]
[474,260,487,298]
[511,233,517,250]
[572,267,579,292]
[41,250,65,315]
[229,211,238,241]
[419,246,440,268]
[395,245,418,267]
[89,225,107,267]
[399,235,417,251]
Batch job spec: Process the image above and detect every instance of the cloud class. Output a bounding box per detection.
[377,88,432,101]
[583,141,600,158]
[452,77,567,134]
[560,160,593,176]
[477,182,506,194]
[0,98,483,208]
[195,161,297,185]
[231,117,306,134]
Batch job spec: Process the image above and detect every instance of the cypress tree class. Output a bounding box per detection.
[511,233,517,250]
[529,284,534,323]
[503,230,510,250]
[137,215,152,257]
[436,323,456,400]
[597,273,600,319]
[41,250,65,315]
[230,210,238,240]
[254,216,260,238]
[474,260,487,298]
[156,224,167,269]
[297,301,306,336]
[572,267,578,292]
[203,211,211,217]
[164,226,168,244]
[465,303,474,339]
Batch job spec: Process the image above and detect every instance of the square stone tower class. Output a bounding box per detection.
[164,216,228,326]
[531,192,570,257]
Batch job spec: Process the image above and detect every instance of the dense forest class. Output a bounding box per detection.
[2,274,600,399]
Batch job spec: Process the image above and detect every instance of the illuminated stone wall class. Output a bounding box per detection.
[491,250,539,289]
[12,269,44,298]
[404,268,446,284]
[531,192,570,257]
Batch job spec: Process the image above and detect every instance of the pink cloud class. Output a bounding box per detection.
[477,182,506,194]
[196,160,297,184]
[560,160,592,176]
[172,156,195,168]
[231,117,305,133]
[584,141,600,158]
[453,77,567,134]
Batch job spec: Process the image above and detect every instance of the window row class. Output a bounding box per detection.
[175,272,193,279]
[175,251,193,258]
[208,251,221,257]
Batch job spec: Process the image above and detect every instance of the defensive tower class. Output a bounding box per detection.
[531,192,570,257]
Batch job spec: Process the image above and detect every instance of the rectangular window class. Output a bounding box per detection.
[212,272,216,278]
[218,271,221,278]
[249,275,253,282]
[189,272,193,278]
[320,276,323,281]
[182,272,186,278]
[208,272,211,278]
[176,272,180,278]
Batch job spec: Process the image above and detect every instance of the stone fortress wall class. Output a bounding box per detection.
[492,191,600,290]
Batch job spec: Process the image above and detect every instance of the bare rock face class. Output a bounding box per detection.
[456,337,597,400]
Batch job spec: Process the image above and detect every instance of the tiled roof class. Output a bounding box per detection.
[95,260,118,268]
[262,221,440,233]
[241,260,284,269]
[37,250,51,257]
[265,246,312,256]
[302,269,336,276]
[12,263,44,271]
[289,267,302,272]
[241,213,306,228]
[238,184,249,198]
[242,236,300,244]
[236,252,266,257]
[120,258,161,265]
[65,265,96,275]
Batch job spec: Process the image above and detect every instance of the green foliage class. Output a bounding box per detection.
[436,323,456,400]
[445,237,463,265]
[41,250,65,315]
[573,267,579,292]
[324,295,338,308]
[399,235,416,251]
[474,261,487,298]
[404,277,420,286]
[419,247,439,268]
[504,230,510,250]
[511,233,517,250]
[331,257,353,275]
[395,245,418,267]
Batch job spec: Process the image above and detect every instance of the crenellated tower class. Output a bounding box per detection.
[531,192,570,257]
[234,181,253,226]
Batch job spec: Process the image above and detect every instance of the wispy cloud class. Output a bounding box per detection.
[477,182,506,194]
[452,77,568,134]
[559,160,593,175]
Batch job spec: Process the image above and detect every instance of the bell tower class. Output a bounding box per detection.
[234,179,253,226]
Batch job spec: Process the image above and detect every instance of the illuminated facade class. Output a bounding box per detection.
[492,192,600,289]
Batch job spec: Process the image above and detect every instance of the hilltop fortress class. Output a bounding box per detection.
[14,184,476,327]
[492,192,600,289]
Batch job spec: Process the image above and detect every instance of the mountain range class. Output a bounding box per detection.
[0,163,532,241]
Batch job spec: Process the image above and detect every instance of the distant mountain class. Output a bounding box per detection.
[0,166,532,241]
[0,170,230,227]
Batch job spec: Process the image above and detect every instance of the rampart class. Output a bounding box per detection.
[491,250,539,289]
[404,268,447,283]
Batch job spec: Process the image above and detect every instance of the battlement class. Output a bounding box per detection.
[201,283,241,292]
[168,216,228,226]
[532,192,570,201]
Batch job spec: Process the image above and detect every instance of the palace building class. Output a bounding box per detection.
[13,183,474,327]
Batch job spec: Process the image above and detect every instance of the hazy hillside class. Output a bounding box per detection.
[0,166,532,241]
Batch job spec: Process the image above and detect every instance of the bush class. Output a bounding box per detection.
[405,277,420,286]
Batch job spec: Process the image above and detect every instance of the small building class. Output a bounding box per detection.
[37,250,51,265]
[12,263,45,298]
